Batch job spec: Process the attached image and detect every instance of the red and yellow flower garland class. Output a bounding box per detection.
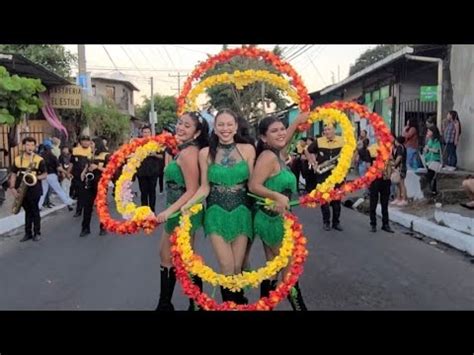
[170,211,308,311]
[96,133,177,235]
[176,47,312,116]
[299,101,393,207]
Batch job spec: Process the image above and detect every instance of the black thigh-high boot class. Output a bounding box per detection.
[156,266,176,311]
[287,282,308,311]
[188,275,203,311]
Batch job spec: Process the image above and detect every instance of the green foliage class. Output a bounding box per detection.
[0,44,77,78]
[135,94,177,131]
[349,45,410,75]
[0,65,46,125]
[82,100,130,147]
[203,45,288,123]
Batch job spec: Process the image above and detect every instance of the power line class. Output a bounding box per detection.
[137,47,157,70]
[152,47,169,68]
[284,45,308,61]
[71,64,191,72]
[282,45,299,59]
[172,45,208,54]
[120,45,146,78]
[287,45,313,62]
[162,46,176,69]
[307,55,327,86]
[101,45,119,71]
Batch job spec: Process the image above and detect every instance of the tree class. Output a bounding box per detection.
[82,100,130,148]
[349,45,410,75]
[135,94,177,131]
[0,65,46,125]
[202,45,289,123]
[0,45,77,79]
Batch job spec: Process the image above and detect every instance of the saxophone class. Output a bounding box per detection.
[12,156,38,215]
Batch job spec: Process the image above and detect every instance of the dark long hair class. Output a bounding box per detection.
[208,109,249,162]
[237,115,255,145]
[181,111,210,149]
[428,126,441,142]
[448,110,462,136]
[92,137,107,155]
[255,116,281,158]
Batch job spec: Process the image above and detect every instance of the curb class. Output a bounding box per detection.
[376,205,474,256]
[0,203,68,237]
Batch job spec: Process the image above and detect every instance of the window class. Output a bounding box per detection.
[105,85,115,101]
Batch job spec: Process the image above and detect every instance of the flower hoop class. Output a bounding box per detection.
[302,107,357,198]
[177,47,312,116]
[182,70,302,114]
[299,101,393,207]
[96,133,177,235]
[171,210,308,311]
[172,204,303,292]
[114,141,167,220]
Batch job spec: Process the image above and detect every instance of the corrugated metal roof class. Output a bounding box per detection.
[0,53,71,87]
[320,47,414,95]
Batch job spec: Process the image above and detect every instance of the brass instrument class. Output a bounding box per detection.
[83,158,96,190]
[12,158,37,215]
[314,154,340,175]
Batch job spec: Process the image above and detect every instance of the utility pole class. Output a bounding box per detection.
[150,77,156,135]
[78,45,90,136]
[169,72,187,95]
[337,65,340,82]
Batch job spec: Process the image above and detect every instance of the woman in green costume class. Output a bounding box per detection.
[155,112,209,311]
[183,109,256,304]
[249,114,309,311]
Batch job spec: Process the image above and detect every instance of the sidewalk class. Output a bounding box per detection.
[376,202,474,256]
[0,193,70,237]
[346,168,474,256]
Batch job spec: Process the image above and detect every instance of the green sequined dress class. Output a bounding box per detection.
[204,145,253,242]
[164,157,203,234]
[253,155,297,247]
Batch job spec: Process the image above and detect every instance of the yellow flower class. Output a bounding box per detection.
[184,70,298,114]
[114,141,165,221]
[174,212,299,291]
[189,203,203,215]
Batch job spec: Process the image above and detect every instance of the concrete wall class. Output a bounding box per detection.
[450,45,474,171]
[91,79,135,116]
[399,65,438,102]
[343,83,363,101]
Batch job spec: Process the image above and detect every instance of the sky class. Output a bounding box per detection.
[64,45,376,106]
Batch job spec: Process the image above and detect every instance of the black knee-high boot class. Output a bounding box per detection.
[156,266,176,311]
[260,279,278,298]
[220,286,234,303]
[234,289,248,305]
[188,275,203,311]
[287,282,307,311]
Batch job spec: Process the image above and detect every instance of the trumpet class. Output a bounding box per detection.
[314,154,340,175]
[83,158,96,190]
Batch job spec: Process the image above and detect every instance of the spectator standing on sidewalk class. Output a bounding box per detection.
[390,136,408,207]
[403,119,419,170]
[443,110,461,171]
